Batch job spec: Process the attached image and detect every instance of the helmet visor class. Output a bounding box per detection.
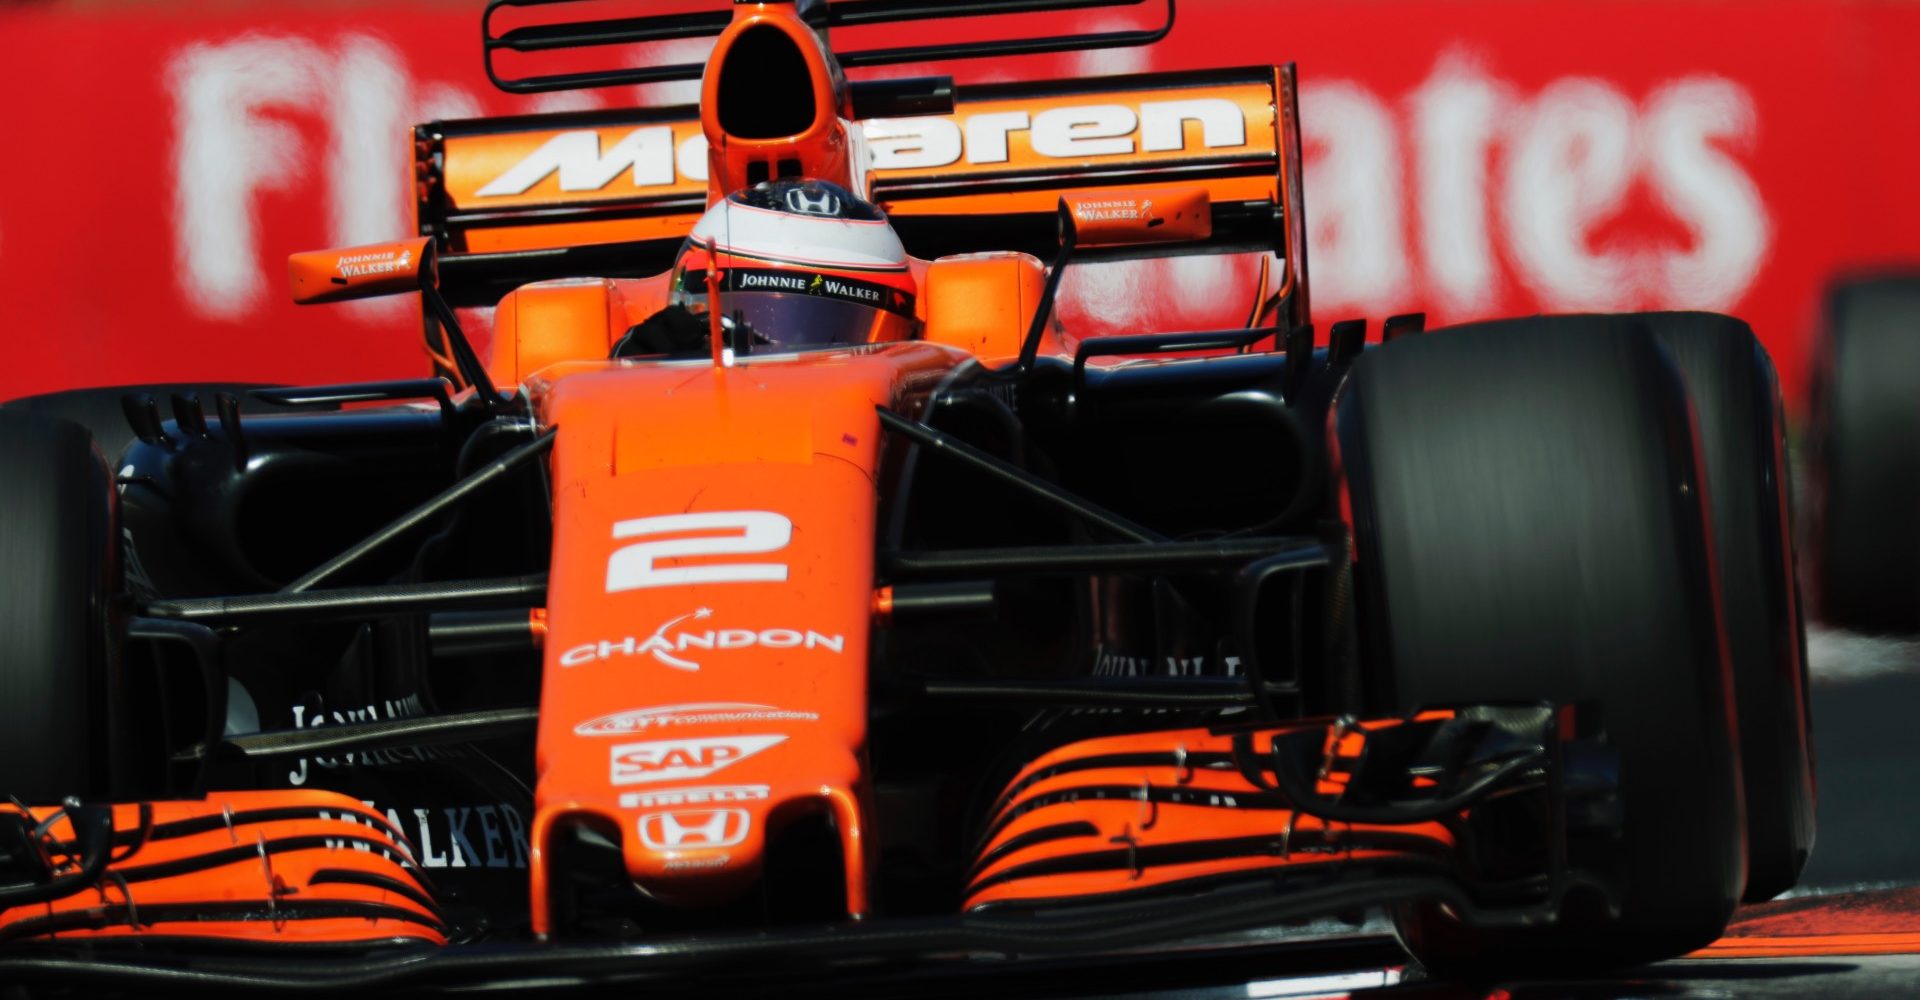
[719,291,918,351]
[672,257,918,354]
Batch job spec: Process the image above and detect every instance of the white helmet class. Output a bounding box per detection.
[669,179,920,353]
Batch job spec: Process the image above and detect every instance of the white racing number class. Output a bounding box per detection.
[606,511,792,593]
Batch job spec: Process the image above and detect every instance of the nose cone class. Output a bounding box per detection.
[524,344,969,935]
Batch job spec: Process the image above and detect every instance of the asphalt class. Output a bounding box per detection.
[1799,627,1920,892]
[1217,954,1920,999]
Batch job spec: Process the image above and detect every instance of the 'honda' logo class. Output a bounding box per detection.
[783,186,842,216]
[637,808,751,849]
[609,735,786,786]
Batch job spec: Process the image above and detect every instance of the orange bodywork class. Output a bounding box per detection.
[1064,185,1213,247]
[487,275,672,388]
[868,82,1279,184]
[288,237,432,305]
[250,0,1319,950]
[441,10,1296,934]
[921,252,1047,362]
[522,342,967,934]
[439,120,707,218]
[966,721,1458,911]
[429,71,1282,253]
[0,792,444,947]
[701,6,857,201]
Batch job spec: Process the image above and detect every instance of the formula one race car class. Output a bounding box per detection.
[0,0,1815,991]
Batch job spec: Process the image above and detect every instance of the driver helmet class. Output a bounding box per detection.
[669,178,919,353]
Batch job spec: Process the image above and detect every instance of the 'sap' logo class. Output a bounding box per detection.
[609,735,786,786]
[638,808,751,850]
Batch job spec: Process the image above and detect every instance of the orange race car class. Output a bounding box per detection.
[0,0,1815,991]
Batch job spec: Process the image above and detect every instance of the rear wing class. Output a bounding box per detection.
[417,64,1309,331]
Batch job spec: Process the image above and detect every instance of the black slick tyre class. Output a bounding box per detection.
[0,412,120,802]
[1641,311,1813,902]
[1334,317,1743,971]
[1808,276,1920,633]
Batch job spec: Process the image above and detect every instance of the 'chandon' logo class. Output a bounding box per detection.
[560,607,845,671]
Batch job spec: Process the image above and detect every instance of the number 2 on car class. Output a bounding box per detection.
[605,511,794,592]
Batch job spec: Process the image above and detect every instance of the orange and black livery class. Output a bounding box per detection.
[0,0,1814,991]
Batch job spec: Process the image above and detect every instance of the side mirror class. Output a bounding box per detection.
[1007,185,1216,371]
[287,237,434,305]
[1061,185,1212,248]
[286,236,506,410]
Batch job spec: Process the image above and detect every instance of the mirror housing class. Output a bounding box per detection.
[288,237,434,305]
[1062,186,1212,248]
[1012,185,1219,372]
[286,236,505,411]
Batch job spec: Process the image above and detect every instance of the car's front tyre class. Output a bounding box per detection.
[1334,317,1743,971]
[0,412,122,803]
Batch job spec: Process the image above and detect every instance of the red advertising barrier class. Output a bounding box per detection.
[2,0,1915,410]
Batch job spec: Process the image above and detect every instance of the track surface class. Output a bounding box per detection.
[1799,627,1920,892]
[1194,954,1920,1000]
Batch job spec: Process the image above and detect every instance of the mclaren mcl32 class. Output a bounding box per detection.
[0,0,1813,991]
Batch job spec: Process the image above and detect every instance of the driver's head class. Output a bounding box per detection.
[669,179,918,353]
